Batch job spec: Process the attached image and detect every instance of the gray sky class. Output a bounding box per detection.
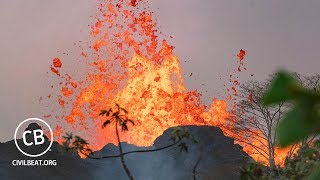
[1,0,320,142]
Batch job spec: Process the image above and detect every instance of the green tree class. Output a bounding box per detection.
[232,73,320,169]
[262,71,320,179]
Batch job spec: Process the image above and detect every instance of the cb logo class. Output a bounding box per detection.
[23,129,45,146]
[14,118,53,157]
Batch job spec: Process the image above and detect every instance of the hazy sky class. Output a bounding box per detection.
[1,0,320,142]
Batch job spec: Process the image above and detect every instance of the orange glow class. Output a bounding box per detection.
[237,49,246,61]
[53,58,62,68]
[46,0,291,166]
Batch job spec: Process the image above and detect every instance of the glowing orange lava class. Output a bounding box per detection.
[44,0,291,166]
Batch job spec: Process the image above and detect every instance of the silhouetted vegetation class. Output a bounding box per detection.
[230,80,286,169]
[231,73,320,170]
[240,71,320,179]
[60,104,196,180]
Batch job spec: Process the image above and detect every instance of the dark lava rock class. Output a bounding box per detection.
[0,125,251,180]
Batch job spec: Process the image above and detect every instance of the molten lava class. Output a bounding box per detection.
[44,0,291,166]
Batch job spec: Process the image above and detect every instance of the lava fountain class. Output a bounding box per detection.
[44,0,289,166]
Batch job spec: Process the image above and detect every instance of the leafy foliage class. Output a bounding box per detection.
[240,142,320,180]
[281,142,320,179]
[169,127,197,152]
[263,71,320,147]
[60,104,197,180]
[59,132,93,156]
[99,103,134,131]
[262,70,320,179]
[263,71,303,105]
[240,161,267,180]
